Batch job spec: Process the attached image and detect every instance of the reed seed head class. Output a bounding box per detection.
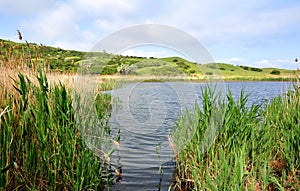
[17,30,22,40]
[1,41,6,48]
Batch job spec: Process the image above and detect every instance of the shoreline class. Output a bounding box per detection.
[97,74,298,83]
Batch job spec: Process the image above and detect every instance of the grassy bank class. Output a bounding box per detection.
[173,84,300,190]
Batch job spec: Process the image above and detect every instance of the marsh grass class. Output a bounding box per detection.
[0,31,116,190]
[173,85,299,190]
[0,71,115,190]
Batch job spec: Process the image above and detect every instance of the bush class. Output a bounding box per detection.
[107,60,116,65]
[205,72,213,75]
[189,69,196,74]
[183,65,190,69]
[270,70,280,75]
[240,66,249,70]
[240,65,263,72]
[101,65,118,75]
[250,67,263,72]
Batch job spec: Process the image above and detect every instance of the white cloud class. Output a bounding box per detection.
[93,19,135,34]
[73,0,136,16]
[221,6,300,37]
[156,0,300,42]
[22,4,77,38]
[0,0,55,15]
[221,57,244,65]
[52,40,90,51]
[17,0,141,50]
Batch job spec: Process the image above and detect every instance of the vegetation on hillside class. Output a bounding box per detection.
[0,38,296,81]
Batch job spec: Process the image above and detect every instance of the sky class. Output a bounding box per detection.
[0,0,299,69]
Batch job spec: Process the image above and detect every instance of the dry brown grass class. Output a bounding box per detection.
[0,67,75,92]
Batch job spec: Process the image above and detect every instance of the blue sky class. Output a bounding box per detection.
[0,0,299,69]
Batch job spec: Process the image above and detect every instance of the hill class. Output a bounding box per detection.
[0,38,297,81]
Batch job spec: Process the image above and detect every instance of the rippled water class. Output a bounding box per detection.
[106,81,292,191]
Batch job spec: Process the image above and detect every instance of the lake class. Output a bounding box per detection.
[106,81,293,191]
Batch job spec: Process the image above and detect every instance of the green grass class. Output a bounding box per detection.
[0,71,115,190]
[173,84,300,190]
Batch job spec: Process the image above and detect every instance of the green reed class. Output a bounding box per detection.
[173,85,299,190]
[0,71,115,190]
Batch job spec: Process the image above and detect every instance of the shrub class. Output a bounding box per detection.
[270,70,280,75]
[189,69,196,74]
[107,60,116,65]
[101,65,118,75]
[183,65,190,69]
[240,66,249,70]
[250,67,263,72]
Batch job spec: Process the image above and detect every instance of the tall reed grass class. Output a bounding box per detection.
[0,31,116,190]
[173,85,299,190]
[0,71,115,190]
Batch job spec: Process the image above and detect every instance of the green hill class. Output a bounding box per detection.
[0,38,297,81]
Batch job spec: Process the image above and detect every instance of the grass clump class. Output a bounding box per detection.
[173,85,300,190]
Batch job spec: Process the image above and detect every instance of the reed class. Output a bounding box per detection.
[173,84,300,190]
[0,71,116,190]
[0,31,116,190]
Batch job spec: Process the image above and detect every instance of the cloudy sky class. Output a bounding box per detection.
[0,0,299,69]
